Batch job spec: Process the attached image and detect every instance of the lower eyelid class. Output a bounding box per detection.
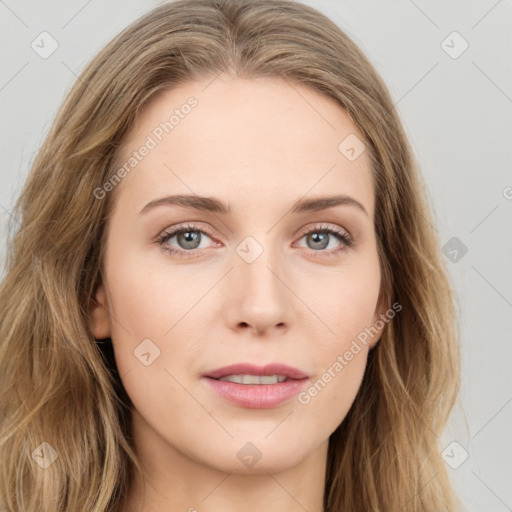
[158,224,353,254]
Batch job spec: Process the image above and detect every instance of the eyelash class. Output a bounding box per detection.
[156,223,355,259]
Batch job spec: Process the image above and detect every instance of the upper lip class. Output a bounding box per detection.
[203,363,308,380]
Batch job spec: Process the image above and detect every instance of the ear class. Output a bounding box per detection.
[369,286,389,349]
[89,283,112,340]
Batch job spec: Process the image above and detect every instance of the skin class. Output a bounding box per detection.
[90,74,387,512]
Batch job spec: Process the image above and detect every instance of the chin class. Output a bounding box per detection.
[200,437,316,475]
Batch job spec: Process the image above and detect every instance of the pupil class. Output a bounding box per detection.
[309,232,328,250]
[179,230,200,249]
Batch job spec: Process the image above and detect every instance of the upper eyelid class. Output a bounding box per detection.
[158,222,351,244]
[296,223,350,237]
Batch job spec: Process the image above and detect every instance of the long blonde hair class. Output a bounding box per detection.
[0,0,461,510]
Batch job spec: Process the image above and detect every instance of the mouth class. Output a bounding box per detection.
[201,363,309,408]
[215,374,289,384]
[203,362,309,381]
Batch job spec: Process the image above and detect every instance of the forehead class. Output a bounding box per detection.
[113,75,375,219]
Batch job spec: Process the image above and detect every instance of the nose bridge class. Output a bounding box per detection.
[236,233,284,299]
[226,233,292,334]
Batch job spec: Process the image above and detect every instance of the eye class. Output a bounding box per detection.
[156,222,355,259]
[157,223,217,258]
[294,223,354,257]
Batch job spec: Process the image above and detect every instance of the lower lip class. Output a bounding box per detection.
[202,377,308,409]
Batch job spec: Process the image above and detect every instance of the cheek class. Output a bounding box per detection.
[296,348,368,440]
[106,248,195,339]
[299,251,382,350]
[104,255,200,434]
[104,248,214,380]
[291,254,380,430]
[294,302,373,441]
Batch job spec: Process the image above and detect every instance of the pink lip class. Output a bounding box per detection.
[201,363,309,409]
[203,363,308,380]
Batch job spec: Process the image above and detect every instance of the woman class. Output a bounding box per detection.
[0,0,461,510]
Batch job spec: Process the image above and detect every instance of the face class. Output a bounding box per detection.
[90,74,387,475]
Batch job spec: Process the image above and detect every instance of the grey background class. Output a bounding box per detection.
[1,0,511,510]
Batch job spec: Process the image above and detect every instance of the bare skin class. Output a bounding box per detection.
[90,74,386,512]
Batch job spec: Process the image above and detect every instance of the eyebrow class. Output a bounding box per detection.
[139,194,368,217]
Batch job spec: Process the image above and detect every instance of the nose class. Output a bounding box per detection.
[223,241,293,337]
